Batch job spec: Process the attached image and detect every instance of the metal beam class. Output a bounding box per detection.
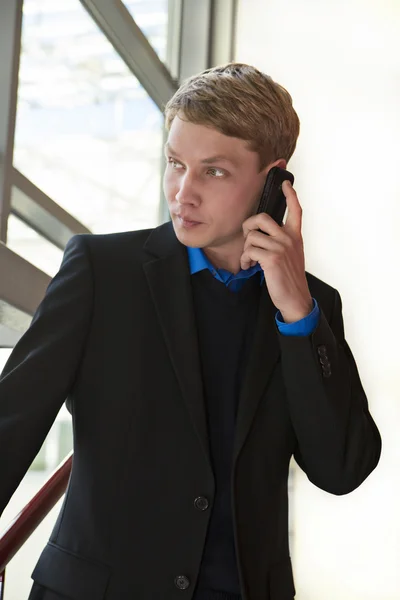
[166,0,183,81]
[210,0,237,66]
[0,307,30,347]
[79,0,177,111]
[179,0,213,82]
[177,0,237,83]
[11,169,91,251]
[0,0,23,243]
[0,243,50,322]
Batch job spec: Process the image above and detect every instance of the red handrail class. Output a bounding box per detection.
[0,451,73,576]
[0,570,5,600]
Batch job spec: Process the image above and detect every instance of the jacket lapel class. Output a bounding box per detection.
[142,222,211,467]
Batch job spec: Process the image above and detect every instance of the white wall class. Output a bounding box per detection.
[236,1,400,599]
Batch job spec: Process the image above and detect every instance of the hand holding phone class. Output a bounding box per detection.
[256,166,295,226]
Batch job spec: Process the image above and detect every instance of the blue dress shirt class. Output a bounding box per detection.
[187,246,320,337]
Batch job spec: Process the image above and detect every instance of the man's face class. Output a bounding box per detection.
[163,115,268,254]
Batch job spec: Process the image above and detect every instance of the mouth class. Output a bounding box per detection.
[176,215,203,228]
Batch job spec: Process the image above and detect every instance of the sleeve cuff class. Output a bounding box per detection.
[275,298,320,337]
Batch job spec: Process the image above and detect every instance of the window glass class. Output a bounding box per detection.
[123,0,169,64]
[0,348,12,371]
[7,213,63,277]
[14,0,164,234]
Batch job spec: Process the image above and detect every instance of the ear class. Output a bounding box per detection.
[275,158,287,170]
[262,157,287,176]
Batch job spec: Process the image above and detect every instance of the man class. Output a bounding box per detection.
[0,63,381,600]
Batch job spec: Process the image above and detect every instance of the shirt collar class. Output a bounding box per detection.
[187,246,212,275]
[186,246,263,285]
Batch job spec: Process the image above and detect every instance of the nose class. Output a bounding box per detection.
[175,172,199,206]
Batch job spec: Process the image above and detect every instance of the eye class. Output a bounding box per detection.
[207,167,225,178]
[167,157,184,169]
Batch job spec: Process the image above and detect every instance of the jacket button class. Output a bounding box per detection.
[317,345,328,357]
[194,496,209,511]
[319,356,330,366]
[322,365,332,377]
[175,575,190,590]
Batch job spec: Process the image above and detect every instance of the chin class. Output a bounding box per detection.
[175,231,208,249]
[172,220,208,248]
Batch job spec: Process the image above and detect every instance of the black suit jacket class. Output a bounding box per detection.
[0,222,381,600]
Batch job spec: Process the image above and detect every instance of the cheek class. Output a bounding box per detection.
[163,170,176,202]
[207,191,247,231]
[236,182,262,217]
[219,185,256,219]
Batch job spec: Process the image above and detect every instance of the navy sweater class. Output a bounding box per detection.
[191,269,261,600]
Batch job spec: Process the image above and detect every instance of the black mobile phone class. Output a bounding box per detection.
[256,166,295,226]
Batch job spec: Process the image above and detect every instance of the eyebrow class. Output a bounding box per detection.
[164,143,237,166]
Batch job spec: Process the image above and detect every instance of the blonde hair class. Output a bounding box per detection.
[164,62,300,171]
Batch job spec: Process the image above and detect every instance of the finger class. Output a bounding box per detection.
[241,239,285,270]
[244,230,271,252]
[244,230,285,253]
[282,180,302,234]
[243,212,283,239]
[240,246,271,271]
[240,249,253,271]
[240,256,257,270]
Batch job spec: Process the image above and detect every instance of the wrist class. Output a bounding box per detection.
[280,298,313,324]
